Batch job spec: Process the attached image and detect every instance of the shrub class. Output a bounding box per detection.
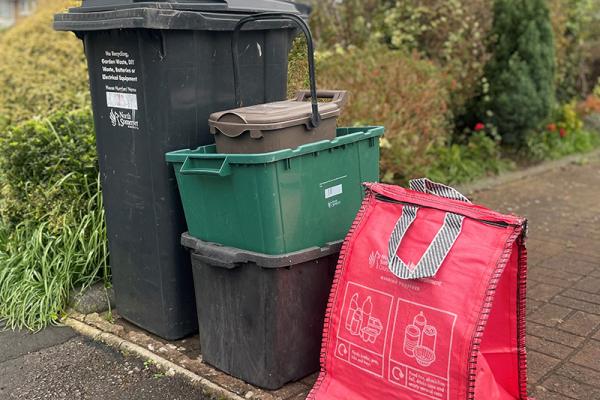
[425,132,509,185]
[309,0,493,120]
[0,108,97,229]
[549,0,599,101]
[0,107,108,330]
[0,0,89,127]
[377,0,493,117]
[310,46,453,184]
[479,0,556,145]
[309,0,381,49]
[523,102,600,160]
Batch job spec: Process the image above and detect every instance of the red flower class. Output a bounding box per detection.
[474,123,485,132]
[547,123,557,132]
[559,128,567,138]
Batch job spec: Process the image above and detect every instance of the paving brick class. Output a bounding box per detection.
[540,373,600,399]
[289,390,312,400]
[557,311,600,337]
[571,277,600,294]
[551,295,600,315]
[300,373,318,387]
[268,381,310,399]
[543,256,597,275]
[559,250,600,264]
[555,362,600,386]
[526,240,565,264]
[529,304,574,327]
[528,283,565,302]
[562,289,600,306]
[527,336,575,359]
[570,340,600,372]
[561,240,600,259]
[527,299,544,314]
[527,323,585,347]
[528,267,583,288]
[530,275,581,289]
[529,386,576,400]
[527,351,561,384]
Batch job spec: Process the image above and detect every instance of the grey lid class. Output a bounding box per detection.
[66,0,309,14]
[54,0,310,31]
[209,90,348,138]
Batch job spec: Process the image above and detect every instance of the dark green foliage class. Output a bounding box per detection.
[0,108,109,330]
[482,0,556,144]
[0,108,98,229]
[425,133,511,185]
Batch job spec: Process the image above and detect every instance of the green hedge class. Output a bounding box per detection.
[0,108,108,330]
[0,109,98,229]
[0,0,89,127]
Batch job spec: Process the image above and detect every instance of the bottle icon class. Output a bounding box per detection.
[413,312,427,330]
[360,297,373,342]
[345,293,359,331]
[345,293,383,343]
[350,303,362,336]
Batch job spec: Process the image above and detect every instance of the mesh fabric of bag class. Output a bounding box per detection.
[309,179,529,400]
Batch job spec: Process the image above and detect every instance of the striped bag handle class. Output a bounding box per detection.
[387,179,470,280]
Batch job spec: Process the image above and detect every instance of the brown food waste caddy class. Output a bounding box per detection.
[209,12,348,154]
[209,90,348,154]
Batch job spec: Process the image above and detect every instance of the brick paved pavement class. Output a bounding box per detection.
[64,157,600,400]
[472,158,600,400]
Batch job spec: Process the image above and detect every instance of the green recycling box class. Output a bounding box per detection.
[166,126,384,254]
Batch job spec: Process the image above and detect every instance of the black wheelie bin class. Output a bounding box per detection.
[54,0,310,340]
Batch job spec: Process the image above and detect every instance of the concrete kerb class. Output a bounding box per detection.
[63,317,246,400]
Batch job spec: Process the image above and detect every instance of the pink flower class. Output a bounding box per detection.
[474,123,485,132]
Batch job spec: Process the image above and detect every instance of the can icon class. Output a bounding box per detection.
[403,324,421,357]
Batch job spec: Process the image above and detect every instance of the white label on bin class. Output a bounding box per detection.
[325,184,343,199]
[101,49,141,131]
[106,92,138,110]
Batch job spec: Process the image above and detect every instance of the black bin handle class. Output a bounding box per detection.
[232,12,321,129]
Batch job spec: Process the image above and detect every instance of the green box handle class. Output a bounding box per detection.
[180,156,232,177]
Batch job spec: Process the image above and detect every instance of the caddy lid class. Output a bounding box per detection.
[209,90,348,138]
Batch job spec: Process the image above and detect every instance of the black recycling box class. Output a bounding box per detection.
[181,233,339,390]
[54,0,309,340]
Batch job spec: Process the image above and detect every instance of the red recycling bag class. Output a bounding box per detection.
[309,180,529,400]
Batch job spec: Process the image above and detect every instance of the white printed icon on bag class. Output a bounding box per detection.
[345,293,384,343]
[403,311,437,367]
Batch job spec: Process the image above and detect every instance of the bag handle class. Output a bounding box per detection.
[232,13,321,129]
[387,179,468,280]
[409,178,471,203]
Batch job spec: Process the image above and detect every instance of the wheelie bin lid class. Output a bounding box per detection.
[54,0,310,31]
